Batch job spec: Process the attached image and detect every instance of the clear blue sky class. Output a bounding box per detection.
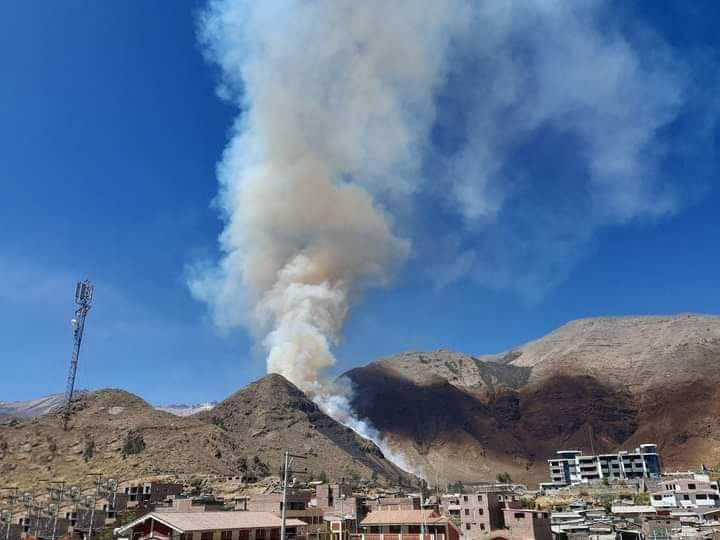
[1,1,719,404]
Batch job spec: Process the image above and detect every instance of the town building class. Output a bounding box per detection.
[542,444,662,488]
[0,523,22,540]
[501,508,551,540]
[650,476,720,509]
[366,497,421,512]
[123,482,184,505]
[357,509,460,540]
[440,487,521,537]
[116,511,308,540]
[236,490,325,534]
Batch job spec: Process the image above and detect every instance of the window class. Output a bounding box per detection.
[480,524,485,531]
[466,524,471,531]
[653,496,661,501]
[514,513,526,519]
[389,526,402,534]
[256,530,266,539]
[683,495,690,500]
[463,496,468,502]
[477,495,483,502]
[221,531,233,540]
[688,484,696,490]
[543,513,549,519]
[464,509,470,516]
[697,495,707,500]
[201,533,214,540]
[478,509,484,516]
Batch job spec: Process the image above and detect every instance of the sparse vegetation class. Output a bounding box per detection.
[447,480,466,493]
[496,471,513,484]
[252,455,270,477]
[122,429,146,457]
[83,437,95,462]
[318,470,328,483]
[211,416,227,430]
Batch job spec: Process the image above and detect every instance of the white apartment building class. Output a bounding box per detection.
[650,475,720,509]
[541,444,661,488]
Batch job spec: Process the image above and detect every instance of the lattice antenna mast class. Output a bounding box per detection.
[63,280,94,431]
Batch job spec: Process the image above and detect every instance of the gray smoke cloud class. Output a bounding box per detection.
[191,0,702,471]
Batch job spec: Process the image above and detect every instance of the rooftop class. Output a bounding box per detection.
[361,510,450,526]
[118,512,306,533]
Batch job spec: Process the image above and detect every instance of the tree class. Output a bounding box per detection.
[318,471,328,483]
[496,472,513,484]
[122,429,146,457]
[447,481,465,494]
[252,456,270,477]
[83,438,95,462]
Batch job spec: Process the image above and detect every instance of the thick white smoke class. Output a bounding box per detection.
[191,0,701,473]
[190,0,465,473]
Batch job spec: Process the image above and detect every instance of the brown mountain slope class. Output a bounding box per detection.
[0,375,411,488]
[344,314,720,485]
[194,374,413,484]
[0,389,238,486]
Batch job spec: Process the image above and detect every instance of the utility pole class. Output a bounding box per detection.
[85,495,97,540]
[63,280,94,431]
[280,451,307,540]
[1,488,19,540]
[48,504,59,540]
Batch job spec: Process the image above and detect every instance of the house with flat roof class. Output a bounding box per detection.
[650,477,720,509]
[440,488,521,537]
[501,508,551,540]
[116,511,307,540]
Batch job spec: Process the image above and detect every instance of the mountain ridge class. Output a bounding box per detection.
[344,313,720,484]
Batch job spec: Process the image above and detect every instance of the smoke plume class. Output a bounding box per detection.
[192,0,707,471]
[190,0,464,471]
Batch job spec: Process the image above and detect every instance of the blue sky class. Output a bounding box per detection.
[1,1,719,404]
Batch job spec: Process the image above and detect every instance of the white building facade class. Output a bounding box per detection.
[541,444,662,488]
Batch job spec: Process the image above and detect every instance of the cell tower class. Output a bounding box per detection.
[62,280,94,431]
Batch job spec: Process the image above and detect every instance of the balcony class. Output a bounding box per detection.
[352,534,445,540]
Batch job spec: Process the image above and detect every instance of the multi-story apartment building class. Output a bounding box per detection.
[542,444,661,488]
[123,481,184,505]
[441,488,520,538]
[650,475,720,509]
[238,489,325,535]
[501,508,551,540]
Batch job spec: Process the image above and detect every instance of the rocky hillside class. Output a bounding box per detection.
[345,314,720,485]
[0,375,411,488]
[196,374,412,483]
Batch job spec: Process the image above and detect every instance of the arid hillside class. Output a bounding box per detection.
[0,375,412,488]
[345,314,720,485]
